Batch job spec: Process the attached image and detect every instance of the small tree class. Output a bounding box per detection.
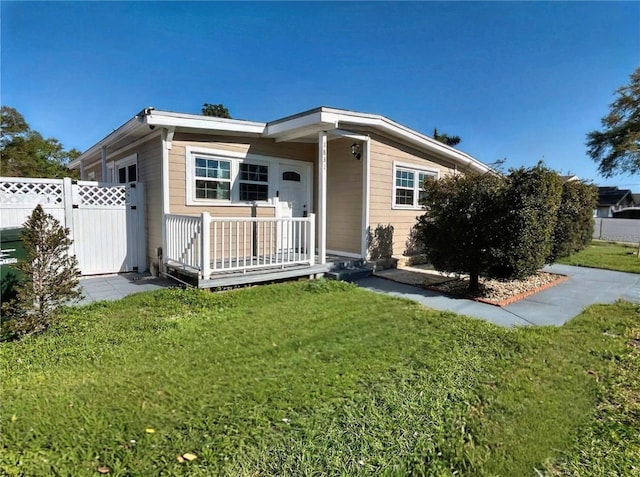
[7,205,81,336]
[201,103,231,118]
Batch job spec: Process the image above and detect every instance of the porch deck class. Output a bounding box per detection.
[163,213,363,288]
[166,254,357,288]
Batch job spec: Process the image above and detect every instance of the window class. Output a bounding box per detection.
[239,163,269,201]
[393,163,438,208]
[395,169,415,206]
[186,147,276,204]
[194,157,231,200]
[115,154,138,184]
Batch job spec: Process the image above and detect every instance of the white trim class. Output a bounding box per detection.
[161,129,171,271]
[326,249,363,259]
[318,131,327,264]
[331,129,369,141]
[114,153,138,184]
[391,161,439,210]
[145,112,265,134]
[361,137,371,258]
[87,171,96,181]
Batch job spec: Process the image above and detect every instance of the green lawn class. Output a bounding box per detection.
[1,281,639,476]
[557,240,640,273]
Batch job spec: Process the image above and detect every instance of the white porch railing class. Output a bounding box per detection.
[164,213,316,279]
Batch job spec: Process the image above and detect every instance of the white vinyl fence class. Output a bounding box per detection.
[593,218,640,243]
[0,177,146,275]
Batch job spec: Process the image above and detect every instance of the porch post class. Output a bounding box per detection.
[101,146,108,182]
[317,131,327,264]
[361,137,371,259]
[201,212,211,279]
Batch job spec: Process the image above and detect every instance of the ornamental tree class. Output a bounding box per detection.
[6,205,82,337]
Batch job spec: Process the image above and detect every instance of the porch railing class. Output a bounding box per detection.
[164,213,316,279]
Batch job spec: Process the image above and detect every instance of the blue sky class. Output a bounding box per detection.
[2,1,639,188]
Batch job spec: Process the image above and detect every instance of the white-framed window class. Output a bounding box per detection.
[186,146,273,205]
[115,154,138,184]
[194,157,231,200]
[392,162,439,209]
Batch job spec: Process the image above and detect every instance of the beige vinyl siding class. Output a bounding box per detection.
[326,138,363,254]
[169,134,315,216]
[106,137,163,271]
[368,134,457,256]
[83,162,102,181]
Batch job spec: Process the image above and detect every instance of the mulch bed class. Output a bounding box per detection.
[425,271,569,307]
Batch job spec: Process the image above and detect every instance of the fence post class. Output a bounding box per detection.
[62,177,76,258]
[308,213,315,266]
[201,212,211,279]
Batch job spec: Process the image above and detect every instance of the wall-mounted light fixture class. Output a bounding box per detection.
[351,142,361,160]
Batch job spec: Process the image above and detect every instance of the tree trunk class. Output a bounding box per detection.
[469,271,480,293]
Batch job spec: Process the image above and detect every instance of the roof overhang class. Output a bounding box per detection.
[264,107,491,174]
[70,106,492,175]
[69,109,266,168]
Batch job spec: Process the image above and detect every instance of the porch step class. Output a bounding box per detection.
[324,266,373,282]
[327,258,367,271]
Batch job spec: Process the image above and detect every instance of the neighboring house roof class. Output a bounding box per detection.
[559,174,580,182]
[69,106,492,174]
[597,186,633,207]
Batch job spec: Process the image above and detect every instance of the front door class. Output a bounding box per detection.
[278,164,308,218]
[277,164,309,253]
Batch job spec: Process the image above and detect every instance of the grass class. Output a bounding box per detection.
[557,240,640,273]
[1,280,639,476]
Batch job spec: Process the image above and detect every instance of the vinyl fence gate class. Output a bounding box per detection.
[0,177,146,275]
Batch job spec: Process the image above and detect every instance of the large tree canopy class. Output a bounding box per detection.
[0,107,80,178]
[587,67,640,178]
[201,103,231,118]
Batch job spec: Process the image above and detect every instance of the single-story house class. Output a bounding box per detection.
[595,186,635,218]
[69,106,492,287]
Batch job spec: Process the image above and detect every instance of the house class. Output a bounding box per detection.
[69,106,492,287]
[595,186,635,218]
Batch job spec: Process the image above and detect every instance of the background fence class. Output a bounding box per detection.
[593,218,640,243]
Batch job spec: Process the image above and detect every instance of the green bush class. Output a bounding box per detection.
[489,164,562,279]
[417,164,576,291]
[417,172,505,291]
[549,180,598,261]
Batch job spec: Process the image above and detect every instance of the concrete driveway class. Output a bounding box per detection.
[356,264,640,327]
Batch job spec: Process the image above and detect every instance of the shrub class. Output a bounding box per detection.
[549,180,598,261]
[488,164,562,279]
[417,164,565,291]
[417,172,505,291]
[2,205,81,338]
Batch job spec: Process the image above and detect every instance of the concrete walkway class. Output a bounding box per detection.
[76,273,175,305]
[356,264,640,327]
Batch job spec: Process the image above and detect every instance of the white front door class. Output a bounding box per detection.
[278,164,308,218]
[277,164,309,252]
